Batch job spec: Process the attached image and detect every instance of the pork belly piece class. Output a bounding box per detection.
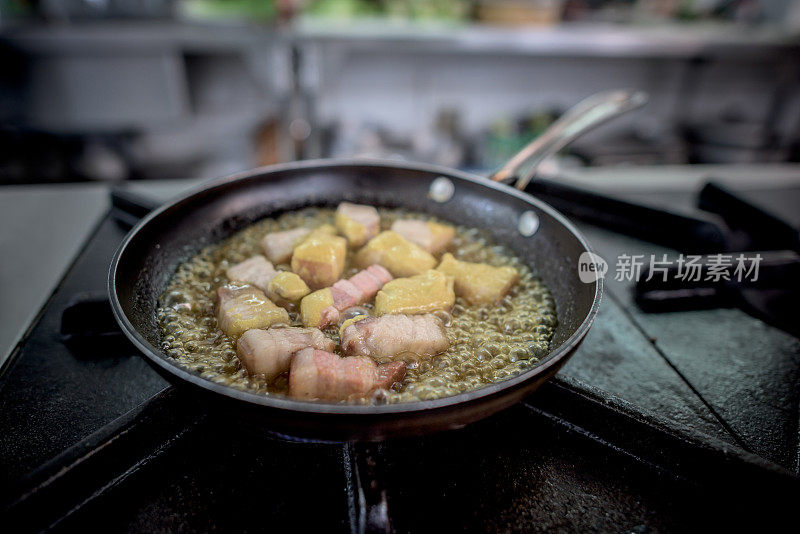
[390,219,455,254]
[226,255,277,292]
[299,264,394,328]
[331,264,393,310]
[437,253,519,306]
[375,360,407,390]
[355,231,436,278]
[267,271,311,304]
[374,269,454,316]
[236,327,334,380]
[291,232,347,290]
[289,348,407,401]
[215,286,290,338]
[335,202,380,247]
[261,227,311,264]
[341,314,449,360]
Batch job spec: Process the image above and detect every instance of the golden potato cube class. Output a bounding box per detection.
[300,288,334,328]
[374,269,455,315]
[303,224,337,241]
[291,233,347,290]
[260,225,336,265]
[215,286,290,339]
[335,202,379,248]
[267,271,311,303]
[355,231,436,278]
[437,253,519,306]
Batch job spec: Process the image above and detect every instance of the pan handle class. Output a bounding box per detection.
[490,89,648,190]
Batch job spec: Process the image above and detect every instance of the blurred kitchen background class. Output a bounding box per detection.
[0,0,798,184]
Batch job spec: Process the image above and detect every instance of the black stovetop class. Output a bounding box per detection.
[1,183,799,532]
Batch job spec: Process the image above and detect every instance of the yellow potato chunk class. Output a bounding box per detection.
[215,286,290,339]
[374,269,455,316]
[303,224,337,241]
[300,288,334,328]
[291,233,347,290]
[335,202,379,248]
[437,253,519,306]
[355,231,436,278]
[261,224,337,266]
[267,271,310,303]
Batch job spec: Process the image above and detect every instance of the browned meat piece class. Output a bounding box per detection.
[349,264,393,298]
[340,314,449,360]
[236,327,334,380]
[331,264,393,310]
[374,361,407,390]
[335,202,380,247]
[307,264,394,329]
[260,227,311,264]
[289,348,407,401]
[331,279,363,311]
[226,255,277,292]
[390,219,455,254]
[215,286,289,338]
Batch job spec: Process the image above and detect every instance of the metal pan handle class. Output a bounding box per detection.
[490,89,648,190]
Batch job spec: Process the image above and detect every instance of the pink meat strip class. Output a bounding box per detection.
[318,264,393,328]
[289,348,406,401]
[341,314,449,359]
[331,279,363,310]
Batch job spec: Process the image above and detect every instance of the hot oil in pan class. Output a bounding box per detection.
[156,208,557,404]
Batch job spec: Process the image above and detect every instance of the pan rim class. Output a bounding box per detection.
[109,158,602,416]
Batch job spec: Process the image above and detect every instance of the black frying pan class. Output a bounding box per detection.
[108,86,652,443]
[109,159,601,440]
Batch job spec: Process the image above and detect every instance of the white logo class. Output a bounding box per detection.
[578,252,608,283]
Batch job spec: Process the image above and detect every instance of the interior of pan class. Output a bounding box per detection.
[110,160,600,413]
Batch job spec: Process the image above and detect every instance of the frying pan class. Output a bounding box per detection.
[109,91,644,441]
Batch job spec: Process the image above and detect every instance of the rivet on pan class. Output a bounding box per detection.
[518,210,539,236]
[429,176,455,203]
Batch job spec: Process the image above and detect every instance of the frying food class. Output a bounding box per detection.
[215,286,289,338]
[341,314,450,361]
[236,327,334,379]
[335,202,380,247]
[355,231,436,277]
[390,219,455,254]
[300,264,393,329]
[266,271,310,304]
[291,231,347,289]
[373,270,454,316]
[437,253,520,306]
[289,348,406,401]
[226,255,277,292]
[261,227,310,264]
[158,204,557,404]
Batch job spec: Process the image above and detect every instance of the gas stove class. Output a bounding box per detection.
[1,177,799,532]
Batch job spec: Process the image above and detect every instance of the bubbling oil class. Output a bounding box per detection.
[156,207,557,403]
